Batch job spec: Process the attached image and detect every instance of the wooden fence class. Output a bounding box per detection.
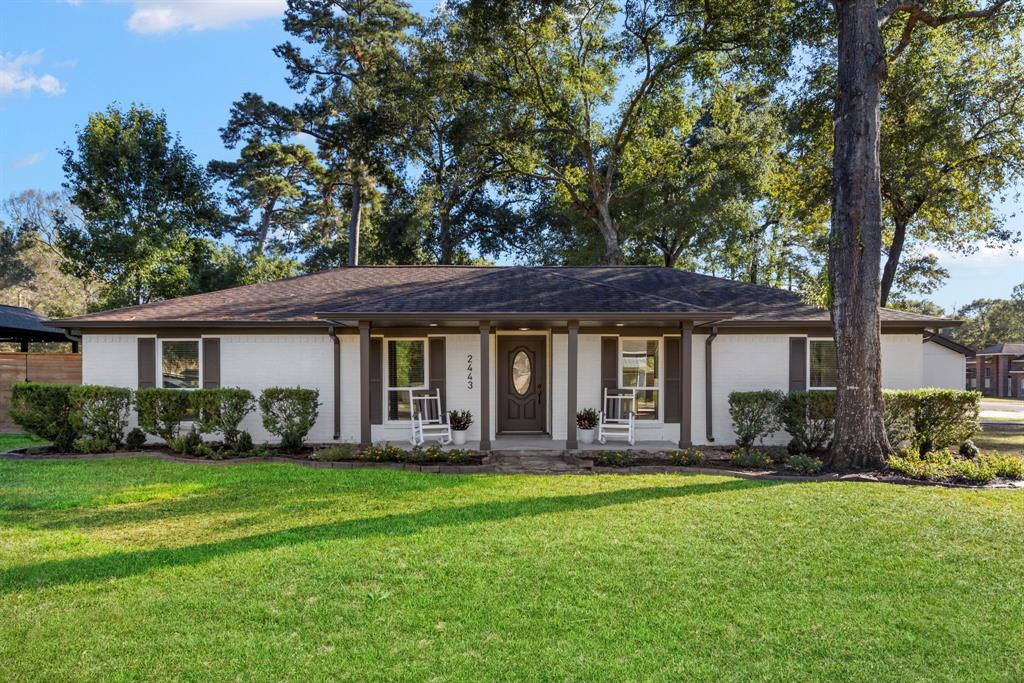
[0,353,82,433]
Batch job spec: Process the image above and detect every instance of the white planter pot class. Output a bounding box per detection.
[452,430,467,446]
[578,428,595,445]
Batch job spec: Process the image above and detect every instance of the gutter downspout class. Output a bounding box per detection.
[63,329,82,354]
[705,326,718,443]
[328,326,341,440]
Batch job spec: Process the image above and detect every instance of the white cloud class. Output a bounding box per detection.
[127,0,286,34]
[928,244,1023,269]
[0,51,66,97]
[12,152,44,168]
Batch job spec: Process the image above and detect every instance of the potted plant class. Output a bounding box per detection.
[576,408,599,445]
[449,409,473,446]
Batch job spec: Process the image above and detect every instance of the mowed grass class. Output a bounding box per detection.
[1,459,1022,682]
[0,433,48,452]
[976,423,1024,455]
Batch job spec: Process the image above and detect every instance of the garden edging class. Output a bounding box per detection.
[2,449,1021,488]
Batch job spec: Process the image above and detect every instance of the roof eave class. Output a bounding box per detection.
[316,311,733,324]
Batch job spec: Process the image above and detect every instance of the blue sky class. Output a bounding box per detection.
[1,0,1021,311]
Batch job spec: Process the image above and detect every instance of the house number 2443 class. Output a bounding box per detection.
[466,353,474,389]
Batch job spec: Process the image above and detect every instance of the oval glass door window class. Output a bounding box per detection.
[512,351,532,396]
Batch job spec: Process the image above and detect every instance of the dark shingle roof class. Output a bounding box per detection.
[0,304,69,341]
[925,334,974,356]
[976,342,1024,356]
[50,266,956,327]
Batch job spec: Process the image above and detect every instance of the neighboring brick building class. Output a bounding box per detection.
[970,342,1024,398]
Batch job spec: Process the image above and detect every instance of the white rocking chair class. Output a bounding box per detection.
[598,388,636,445]
[410,389,452,446]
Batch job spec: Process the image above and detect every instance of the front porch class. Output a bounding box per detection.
[442,434,682,453]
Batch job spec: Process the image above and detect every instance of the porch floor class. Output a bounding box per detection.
[445,435,680,453]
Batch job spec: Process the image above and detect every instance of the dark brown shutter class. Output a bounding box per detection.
[429,337,446,413]
[369,338,383,424]
[600,336,618,407]
[137,338,156,388]
[789,337,807,393]
[664,336,681,423]
[202,338,221,388]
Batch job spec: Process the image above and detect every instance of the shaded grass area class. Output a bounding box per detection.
[0,433,48,452]
[1,459,1023,681]
[976,423,1024,455]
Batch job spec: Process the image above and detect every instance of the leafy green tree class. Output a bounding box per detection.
[617,82,783,271]
[271,0,418,266]
[876,29,1024,305]
[824,0,1013,466]
[951,288,1024,349]
[208,140,324,256]
[1,190,102,316]
[460,0,800,264]
[401,13,525,264]
[58,104,227,308]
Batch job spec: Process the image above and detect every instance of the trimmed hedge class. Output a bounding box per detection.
[728,390,784,448]
[9,383,78,451]
[258,387,320,453]
[193,388,254,448]
[69,385,133,452]
[135,388,194,446]
[780,390,835,454]
[884,389,980,455]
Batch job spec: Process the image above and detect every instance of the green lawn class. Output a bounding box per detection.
[976,424,1024,455]
[0,433,48,452]
[1,459,1022,681]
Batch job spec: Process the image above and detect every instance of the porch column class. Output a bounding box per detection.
[359,321,371,447]
[976,355,984,393]
[479,321,491,451]
[678,320,693,448]
[566,320,579,450]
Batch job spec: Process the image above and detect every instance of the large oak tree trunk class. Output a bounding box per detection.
[828,0,891,469]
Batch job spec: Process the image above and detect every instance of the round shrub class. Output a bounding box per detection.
[69,385,132,449]
[258,387,320,453]
[669,448,705,466]
[125,427,147,450]
[9,382,78,451]
[728,390,784,448]
[136,388,194,445]
[234,430,254,455]
[780,390,835,454]
[730,447,772,469]
[958,440,980,459]
[192,387,254,448]
[786,453,824,475]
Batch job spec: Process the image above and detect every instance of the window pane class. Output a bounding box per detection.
[162,341,199,389]
[621,339,659,388]
[810,340,838,388]
[621,339,659,420]
[388,340,425,388]
[388,389,412,421]
[633,389,658,421]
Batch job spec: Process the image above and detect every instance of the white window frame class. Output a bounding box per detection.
[383,337,429,424]
[157,338,203,391]
[617,337,662,422]
[807,337,838,391]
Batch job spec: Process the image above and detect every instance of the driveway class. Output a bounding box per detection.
[980,398,1024,422]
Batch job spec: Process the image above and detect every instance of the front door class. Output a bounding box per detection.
[497,336,546,433]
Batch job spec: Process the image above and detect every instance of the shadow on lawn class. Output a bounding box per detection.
[1,478,767,594]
